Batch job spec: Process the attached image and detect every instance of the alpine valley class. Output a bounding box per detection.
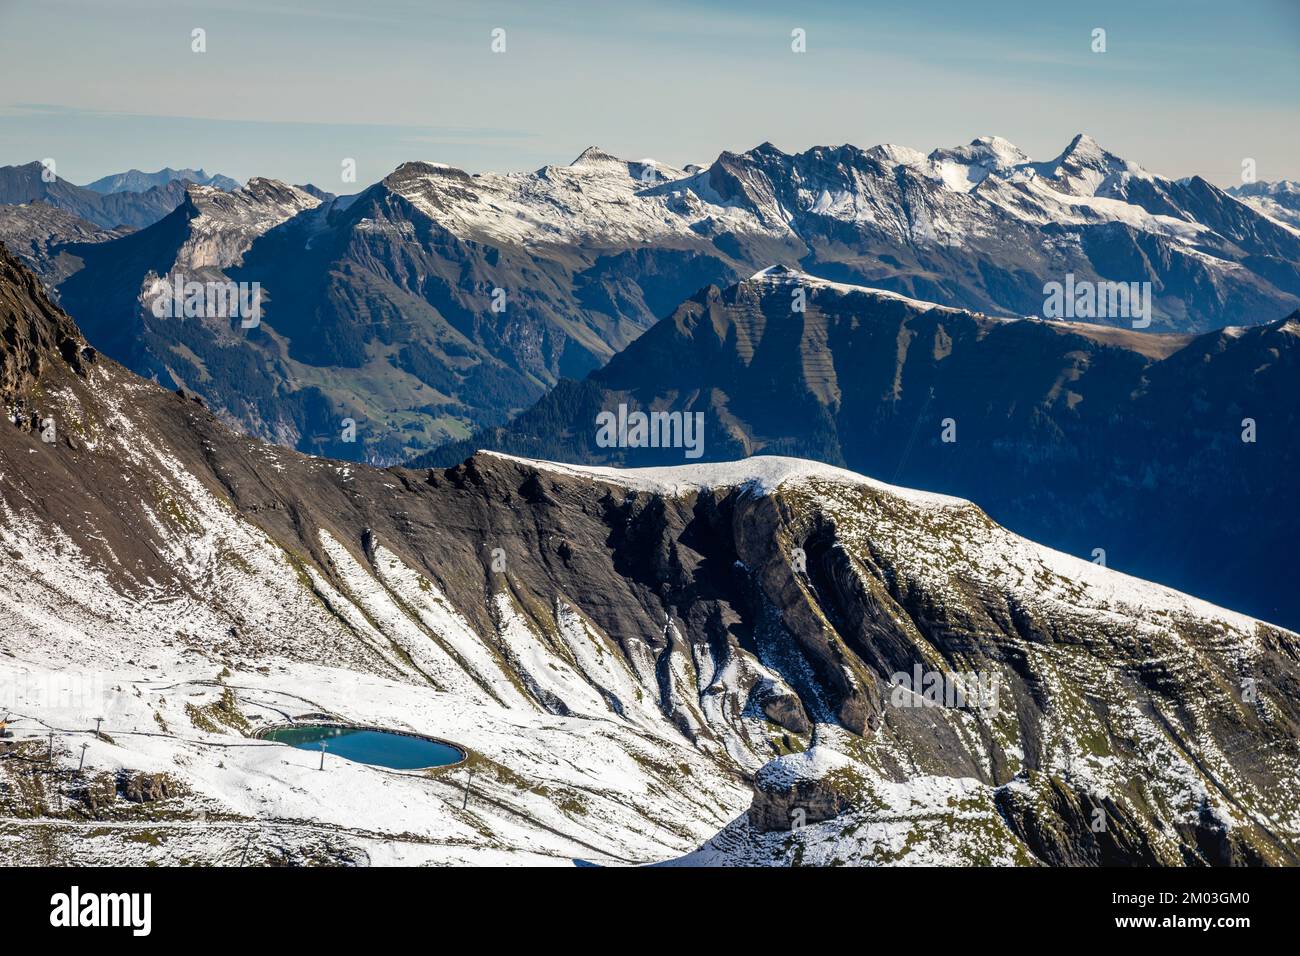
[4,135,1299,466]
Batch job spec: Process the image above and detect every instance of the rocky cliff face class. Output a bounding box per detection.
[0,242,91,401]
[1,246,1297,866]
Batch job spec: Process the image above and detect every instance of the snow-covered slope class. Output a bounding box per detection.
[1228,180,1300,233]
[2,246,1298,866]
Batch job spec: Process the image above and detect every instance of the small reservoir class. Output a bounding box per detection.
[260,725,465,770]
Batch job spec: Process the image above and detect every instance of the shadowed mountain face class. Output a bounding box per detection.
[425,269,1300,630]
[0,203,130,285]
[12,136,1300,464]
[2,244,1299,866]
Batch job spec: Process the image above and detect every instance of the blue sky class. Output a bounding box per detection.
[1,0,1297,189]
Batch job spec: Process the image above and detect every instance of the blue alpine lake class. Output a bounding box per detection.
[260,725,464,770]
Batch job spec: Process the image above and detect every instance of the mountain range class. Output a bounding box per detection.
[82,166,241,195]
[2,244,1297,866]
[0,161,198,230]
[430,266,1300,630]
[3,135,1298,464]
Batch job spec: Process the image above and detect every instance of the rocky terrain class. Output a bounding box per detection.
[2,244,1297,866]
[422,267,1300,632]
[11,135,1298,464]
[0,203,130,286]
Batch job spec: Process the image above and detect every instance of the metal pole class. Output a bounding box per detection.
[318,741,327,770]
[94,717,103,736]
[47,731,54,760]
[78,743,88,771]
[462,767,474,810]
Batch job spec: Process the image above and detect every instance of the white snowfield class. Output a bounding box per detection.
[0,378,1291,864]
[482,450,972,512]
[745,264,982,316]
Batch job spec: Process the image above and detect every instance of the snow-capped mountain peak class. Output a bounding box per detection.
[1029,132,1154,196]
[1234,179,1300,198]
[568,145,624,167]
[1056,131,1107,164]
[1227,179,1300,232]
[301,134,1296,286]
[863,143,930,169]
[18,133,1300,472]
[926,134,1031,191]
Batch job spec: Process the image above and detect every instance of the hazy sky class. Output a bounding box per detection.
[2,0,1297,190]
